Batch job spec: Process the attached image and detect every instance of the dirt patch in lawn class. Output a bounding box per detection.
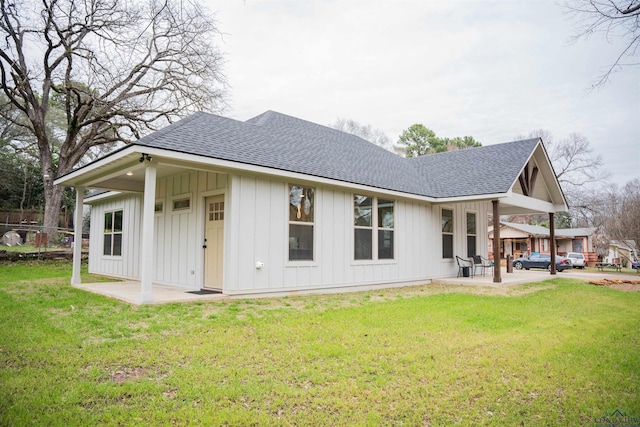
[109,366,148,383]
[588,278,640,292]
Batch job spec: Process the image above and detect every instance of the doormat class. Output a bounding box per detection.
[187,289,222,295]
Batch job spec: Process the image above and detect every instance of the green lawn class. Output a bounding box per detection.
[1,262,638,426]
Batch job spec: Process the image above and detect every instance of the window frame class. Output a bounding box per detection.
[287,184,316,262]
[572,239,583,253]
[103,209,123,257]
[542,238,549,252]
[466,211,477,258]
[154,198,165,216]
[171,193,192,214]
[441,207,454,259]
[353,195,395,262]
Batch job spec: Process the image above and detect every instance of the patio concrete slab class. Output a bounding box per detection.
[74,281,227,305]
[432,267,551,287]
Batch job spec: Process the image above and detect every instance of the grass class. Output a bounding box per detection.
[582,266,640,275]
[1,244,50,253]
[1,262,639,426]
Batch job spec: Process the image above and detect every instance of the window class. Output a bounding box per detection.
[572,239,583,252]
[209,200,224,221]
[289,185,314,261]
[466,212,476,257]
[354,195,372,260]
[354,195,395,260]
[442,208,453,259]
[103,210,123,256]
[154,200,164,214]
[172,197,190,211]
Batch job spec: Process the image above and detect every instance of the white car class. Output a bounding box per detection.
[567,252,586,269]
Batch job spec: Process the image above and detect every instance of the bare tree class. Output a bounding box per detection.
[604,179,640,247]
[579,180,640,262]
[0,0,226,236]
[331,117,393,151]
[511,129,609,227]
[563,0,640,87]
[519,130,609,190]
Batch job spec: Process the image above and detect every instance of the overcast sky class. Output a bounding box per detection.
[206,0,639,184]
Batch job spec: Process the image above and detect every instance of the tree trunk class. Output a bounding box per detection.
[43,178,64,241]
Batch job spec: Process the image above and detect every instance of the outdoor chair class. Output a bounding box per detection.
[472,255,493,276]
[456,255,474,278]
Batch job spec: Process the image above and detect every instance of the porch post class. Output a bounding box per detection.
[139,163,157,303]
[492,200,502,283]
[549,212,556,275]
[71,186,84,285]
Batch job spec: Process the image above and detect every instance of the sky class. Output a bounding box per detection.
[204,0,639,184]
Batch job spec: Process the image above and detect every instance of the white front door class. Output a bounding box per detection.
[204,195,224,289]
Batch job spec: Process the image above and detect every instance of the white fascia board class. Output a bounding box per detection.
[54,145,142,186]
[83,191,123,204]
[534,141,569,209]
[508,139,540,194]
[431,193,506,204]
[503,192,561,213]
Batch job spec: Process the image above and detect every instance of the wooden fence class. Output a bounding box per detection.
[1,210,71,228]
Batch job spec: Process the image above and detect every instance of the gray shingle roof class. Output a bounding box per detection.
[408,138,539,198]
[502,222,555,236]
[132,110,541,199]
[502,222,596,237]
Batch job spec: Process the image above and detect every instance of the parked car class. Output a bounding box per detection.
[632,261,640,270]
[566,252,586,269]
[512,253,572,272]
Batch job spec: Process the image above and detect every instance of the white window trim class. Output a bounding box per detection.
[286,184,317,265]
[154,198,165,216]
[466,210,477,258]
[441,206,454,260]
[171,193,192,214]
[103,208,124,258]
[352,195,396,264]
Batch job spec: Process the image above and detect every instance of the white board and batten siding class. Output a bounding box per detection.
[430,201,492,276]
[223,175,492,295]
[88,194,142,280]
[152,171,228,288]
[89,169,491,294]
[89,171,227,288]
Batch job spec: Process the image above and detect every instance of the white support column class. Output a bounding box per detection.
[71,186,84,285]
[139,164,157,304]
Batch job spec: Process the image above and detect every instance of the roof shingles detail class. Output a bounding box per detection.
[408,138,539,198]
[132,111,541,199]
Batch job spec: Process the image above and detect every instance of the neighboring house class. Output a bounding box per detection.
[606,240,638,268]
[55,111,568,303]
[489,222,597,265]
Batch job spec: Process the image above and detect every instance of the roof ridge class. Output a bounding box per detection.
[407,137,540,161]
[245,110,275,126]
[248,110,402,154]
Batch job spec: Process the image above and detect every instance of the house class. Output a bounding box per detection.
[54,111,568,303]
[606,240,638,267]
[488,222,597,265]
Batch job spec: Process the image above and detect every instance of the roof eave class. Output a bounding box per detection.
[54,145,143,187]
[56,144,442,203]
